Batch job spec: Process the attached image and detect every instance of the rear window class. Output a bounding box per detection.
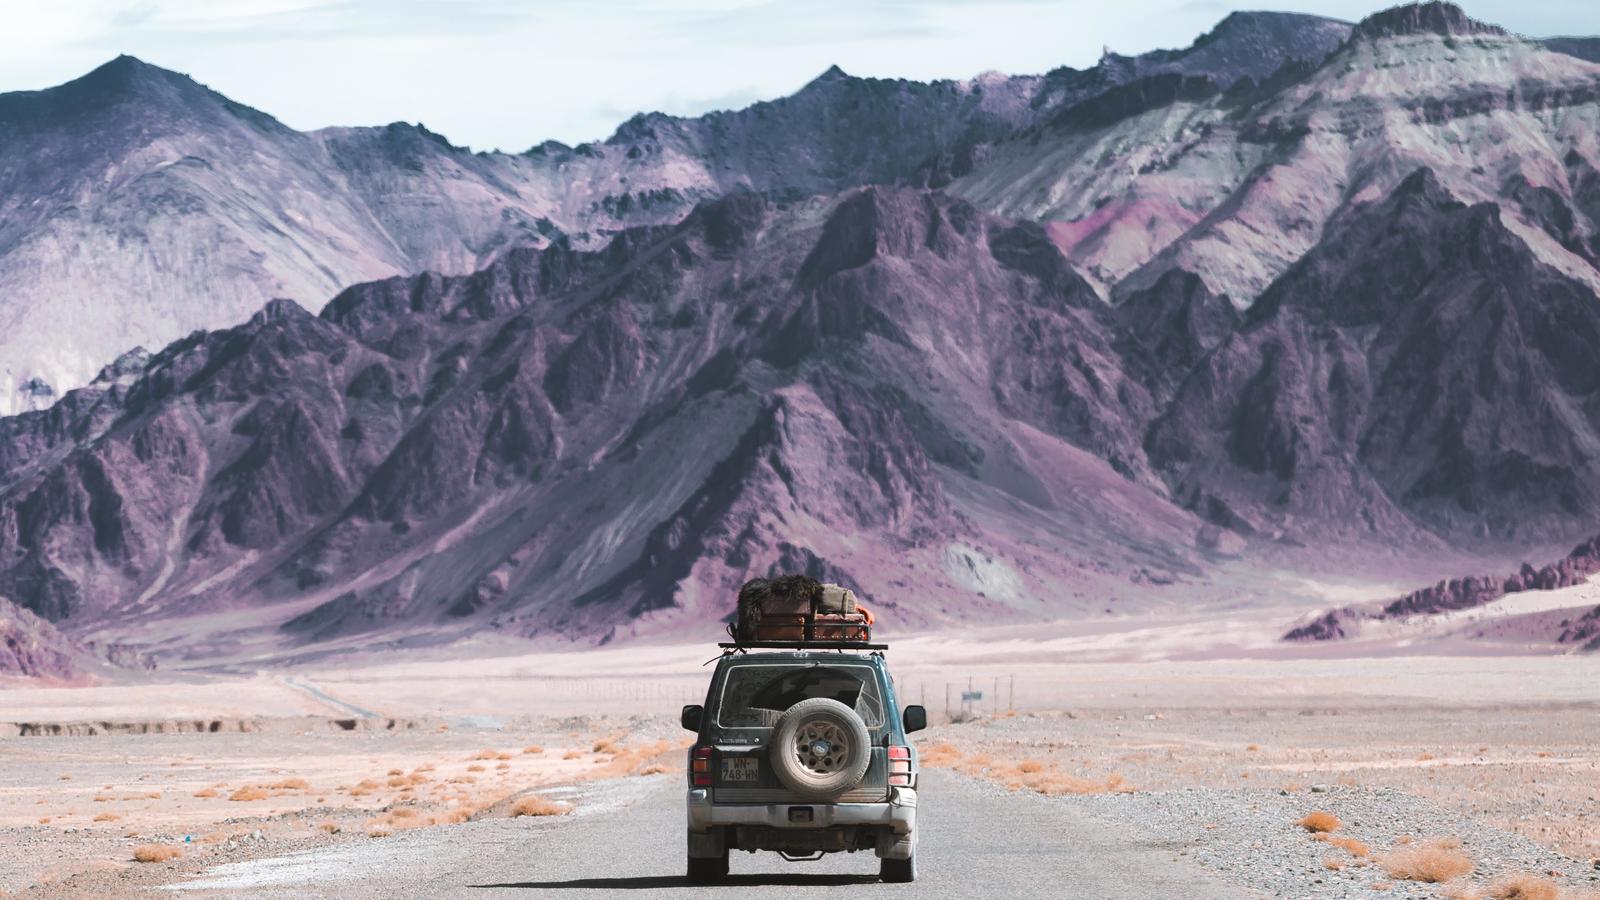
[714,663,885,730]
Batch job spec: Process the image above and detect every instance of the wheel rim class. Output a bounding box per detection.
[793,719,850,775]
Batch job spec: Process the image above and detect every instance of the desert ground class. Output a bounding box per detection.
[1,616,1597,898]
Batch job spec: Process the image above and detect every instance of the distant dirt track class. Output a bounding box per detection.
[159,770,1236,898]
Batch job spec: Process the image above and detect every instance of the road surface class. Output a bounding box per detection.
[162,771,1237,898]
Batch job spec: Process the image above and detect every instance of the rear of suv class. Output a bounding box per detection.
[680,649,926,884]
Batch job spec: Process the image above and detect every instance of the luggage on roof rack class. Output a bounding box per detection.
[730,575,874,645]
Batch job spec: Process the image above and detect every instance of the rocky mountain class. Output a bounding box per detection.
[1285,533,1600,648]
[8,3,1600,667]
[954,3,1600,304]
[0,13,1354,415]
[0,186,1239,665]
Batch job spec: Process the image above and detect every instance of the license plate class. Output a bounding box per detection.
[721,757,759,782]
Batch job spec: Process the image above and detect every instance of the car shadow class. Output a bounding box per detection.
[471,873,881,889]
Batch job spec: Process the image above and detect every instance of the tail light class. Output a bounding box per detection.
[887,745,912,785]
[690,745,712,786]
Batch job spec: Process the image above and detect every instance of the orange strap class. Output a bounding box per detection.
[856,602,875,625]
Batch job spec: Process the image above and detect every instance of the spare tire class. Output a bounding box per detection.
[769,697,872,800]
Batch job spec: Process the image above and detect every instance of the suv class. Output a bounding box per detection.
[680,647,925,884]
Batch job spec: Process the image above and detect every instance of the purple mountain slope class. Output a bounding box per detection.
[0,12,1353,415]
[0,187,1238,666]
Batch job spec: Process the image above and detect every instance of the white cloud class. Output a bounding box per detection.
[1,0,1598,152]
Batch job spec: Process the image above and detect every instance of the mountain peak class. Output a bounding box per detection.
[1352,2,1508,41]
[808,64,852,86]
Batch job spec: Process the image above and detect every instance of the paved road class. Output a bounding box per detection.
[164,771,1238,899]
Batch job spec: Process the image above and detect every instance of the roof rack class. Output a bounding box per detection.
[718,641,888,652]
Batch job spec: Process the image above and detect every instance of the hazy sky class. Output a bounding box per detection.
[5,0,1600,152]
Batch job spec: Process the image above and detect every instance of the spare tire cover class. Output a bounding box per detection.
[769,697,872,800]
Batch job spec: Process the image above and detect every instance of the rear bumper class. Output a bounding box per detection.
[686,786,917,835]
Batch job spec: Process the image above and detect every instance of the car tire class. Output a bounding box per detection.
[686,852,728,885]
[769,697,872,800]
[880,853,916,883]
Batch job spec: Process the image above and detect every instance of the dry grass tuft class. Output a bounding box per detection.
[266,778,310,791]
[192,788,219,799]
[319,821,341,834]
[387,769,403,776]
[510,794,570,818]
[132,844,183,863]
[562,750,582,760]
[1378,838,1474,883]
[228,786,269,802]
[592,739,617,754]
[348,779,382,797]
[57,774,71,781]
[496,752,513,761]
[466,764,485,773]
[93,812,121,823]
[495,762,510,771]
[1018,759,1045,774]
[1314,834,1371,858]
[521,745,544,755]
[471,749,500,760]
[1487,874,1561,900]
[639,764,671,776]
[918,742,963,767]
[1323,856,1345,871]
[1297,811,1342,833]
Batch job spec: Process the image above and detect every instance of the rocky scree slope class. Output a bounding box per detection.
[0,12,1352,415]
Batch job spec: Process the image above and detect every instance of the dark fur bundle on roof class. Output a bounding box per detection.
[733,574,822,641]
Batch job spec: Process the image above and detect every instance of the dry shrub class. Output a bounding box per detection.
[1297,811,1341,833]
[1023,772,1130,796]
[562,749,582,760]
[348,779,381,797]
[639,764,671,776]
[133,844,182,863]
[1018,760,1045,774]
[510,794,570,818]
[521,745,544,755]
[1372,882,1392,892]
[1487,874,1561,900]
[413,763,435,774]
[192,788,218,799]
[367,825,393,838]
[592,739,616,754]
[388,807,420,820]
[266,778,309,791]
[1315,834,1371,858]
[1379,839,1474,883]
[57,774,71,781]
[387,769,403,776]
[471,749,500,760]
[466,764,485,773]
[1323,857,1345,871]
[495,752,513,761]
[1246,744,1260,752]
[92,794,113,803]
[228,786,269,802]
[93,811,122,822]
[319,821,340,834]
[449,775,477,785]
[495,763,510,771]
[1417,752,1437,762]
[387,776,408,788]
[919,742,963,767]
[37,817,50,825]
